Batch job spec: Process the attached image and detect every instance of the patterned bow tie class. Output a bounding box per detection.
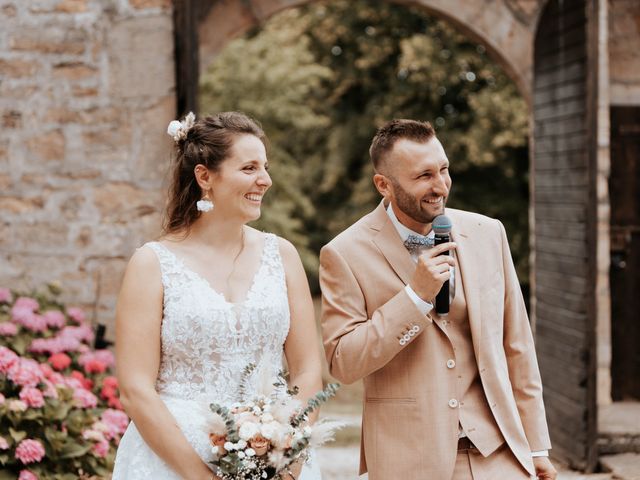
[403,234,434,253]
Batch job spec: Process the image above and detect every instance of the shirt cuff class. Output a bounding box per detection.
[531,450,549,457]
[404,285,433,316]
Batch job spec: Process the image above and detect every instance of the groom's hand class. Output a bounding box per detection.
[533,457,557,479]
[410,242,457,302]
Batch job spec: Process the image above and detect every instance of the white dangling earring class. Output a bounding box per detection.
[196,191,214,212]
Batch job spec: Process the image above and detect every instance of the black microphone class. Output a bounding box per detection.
[433,215,452,316]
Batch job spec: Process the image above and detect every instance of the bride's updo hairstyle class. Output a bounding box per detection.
[163,111,266,234]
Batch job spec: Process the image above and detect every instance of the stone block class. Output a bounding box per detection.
[72,86,98,97]
[26,129,65,162]
[10,28,87,55]
[130,0,171,9]
[55,0,87,13]
[2,4,17,17]
[132,94,176,184]
[93,182,161,224]
[107,15,174,99]
[600,453,640,480]
[0,196,45,214]
[0,58,40,78]
[11,222,70,253]
[53,62,97,80]
[2,110,22,128]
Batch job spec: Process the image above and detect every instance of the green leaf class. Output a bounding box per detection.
[58,441,91,459]
[0,469,17,480]
[9,427,27,443]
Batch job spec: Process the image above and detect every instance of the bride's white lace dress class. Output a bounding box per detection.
[112,233,322,479]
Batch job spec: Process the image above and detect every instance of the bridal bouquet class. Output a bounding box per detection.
[207,365,342,480]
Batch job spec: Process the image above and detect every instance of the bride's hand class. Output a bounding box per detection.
[283,460,303,479]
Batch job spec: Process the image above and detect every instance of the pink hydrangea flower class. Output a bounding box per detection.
[91,439,110,458]
[0,322,18,336]
[61,325,94,343]
[73,388,98,409]
[12,309,47,333]
[41,380,59,399]
[0,436,9,450]
[19,387,45,408]
[82,428,106,442]
[101,409,129,438]
[0,287,12,303]
[66,307,86,324]
[8,358,44,388]
[0,346,19,373]
[13,297,39,311]
[15,439,45,464]
[18,471,38,480]
[42,310,66,329]
[29,336,81,355]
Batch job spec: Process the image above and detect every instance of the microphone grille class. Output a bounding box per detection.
[432,215,452,234]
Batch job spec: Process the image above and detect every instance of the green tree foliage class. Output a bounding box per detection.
[200,0,529,293]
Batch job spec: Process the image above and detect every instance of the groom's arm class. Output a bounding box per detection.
[498,220,552,452]
[319,243,431,385]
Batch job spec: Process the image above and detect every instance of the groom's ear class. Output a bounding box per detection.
[373,173,391,198]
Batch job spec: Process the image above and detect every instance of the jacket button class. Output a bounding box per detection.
[399,338,406,346]
[448,398,458,408]
[447,359,456,369]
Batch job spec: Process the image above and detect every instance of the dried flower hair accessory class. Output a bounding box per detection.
[167,112,196,143]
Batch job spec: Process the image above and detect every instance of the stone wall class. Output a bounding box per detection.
[609,0,640,105]
[0,0,175,338]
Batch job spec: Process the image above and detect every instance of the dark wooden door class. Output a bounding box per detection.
[610,106,640,401]
[533,0,598,471]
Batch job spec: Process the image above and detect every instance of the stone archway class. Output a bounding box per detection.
[186,0,549,112]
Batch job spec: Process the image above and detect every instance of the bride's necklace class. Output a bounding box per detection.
[224,228,245,299]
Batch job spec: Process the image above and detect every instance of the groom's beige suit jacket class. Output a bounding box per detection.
[319,202,551,480]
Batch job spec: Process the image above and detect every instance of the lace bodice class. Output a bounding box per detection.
[144,233,290,404]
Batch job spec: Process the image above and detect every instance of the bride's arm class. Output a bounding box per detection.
[279,238,324,478]
[115,247,216,480]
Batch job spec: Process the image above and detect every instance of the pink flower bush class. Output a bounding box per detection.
[15,439,45,464]
[0,286,128,477]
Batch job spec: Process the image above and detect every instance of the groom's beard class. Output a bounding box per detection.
[390,177,446,225]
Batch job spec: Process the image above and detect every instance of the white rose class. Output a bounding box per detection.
[237,451,246,459]
[224,441,235,451]
[237,439,247,449]
[261,413,274,423]
[166,120,182,138]
[245,448,256,457]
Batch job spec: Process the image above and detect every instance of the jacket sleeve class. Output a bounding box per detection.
[319,242,432,385]
[499,220,552,451]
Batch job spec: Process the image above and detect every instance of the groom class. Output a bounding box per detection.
[319,119,556,480]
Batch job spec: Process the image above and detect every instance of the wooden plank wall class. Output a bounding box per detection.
[533,0,597,470]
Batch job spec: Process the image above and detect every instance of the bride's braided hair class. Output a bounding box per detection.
[163,111,266,234]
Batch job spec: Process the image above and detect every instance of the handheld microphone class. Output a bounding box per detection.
[432,215,452,316]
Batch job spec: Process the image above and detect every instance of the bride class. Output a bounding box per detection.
[112,112,323,480]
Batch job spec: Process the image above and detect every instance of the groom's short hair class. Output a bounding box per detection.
[369,119,436,172]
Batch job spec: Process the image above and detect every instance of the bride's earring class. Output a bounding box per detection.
[196,191,214,212]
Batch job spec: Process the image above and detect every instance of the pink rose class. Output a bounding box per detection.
[83,359,107,374]
[18,471,38,480]
[0,436,9,450]
[0,322,18,336]
[15,439,45,464]
[0,287,12,303]
[48,353,72,371]
[0,346,19,373]
[42,310,66,329]
[66,307,86,324]
[19,387,45,408]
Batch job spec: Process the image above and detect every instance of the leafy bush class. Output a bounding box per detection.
[0,286,128,480]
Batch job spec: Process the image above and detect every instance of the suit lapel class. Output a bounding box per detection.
[451,214,484,359]
[370,203,415,286]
